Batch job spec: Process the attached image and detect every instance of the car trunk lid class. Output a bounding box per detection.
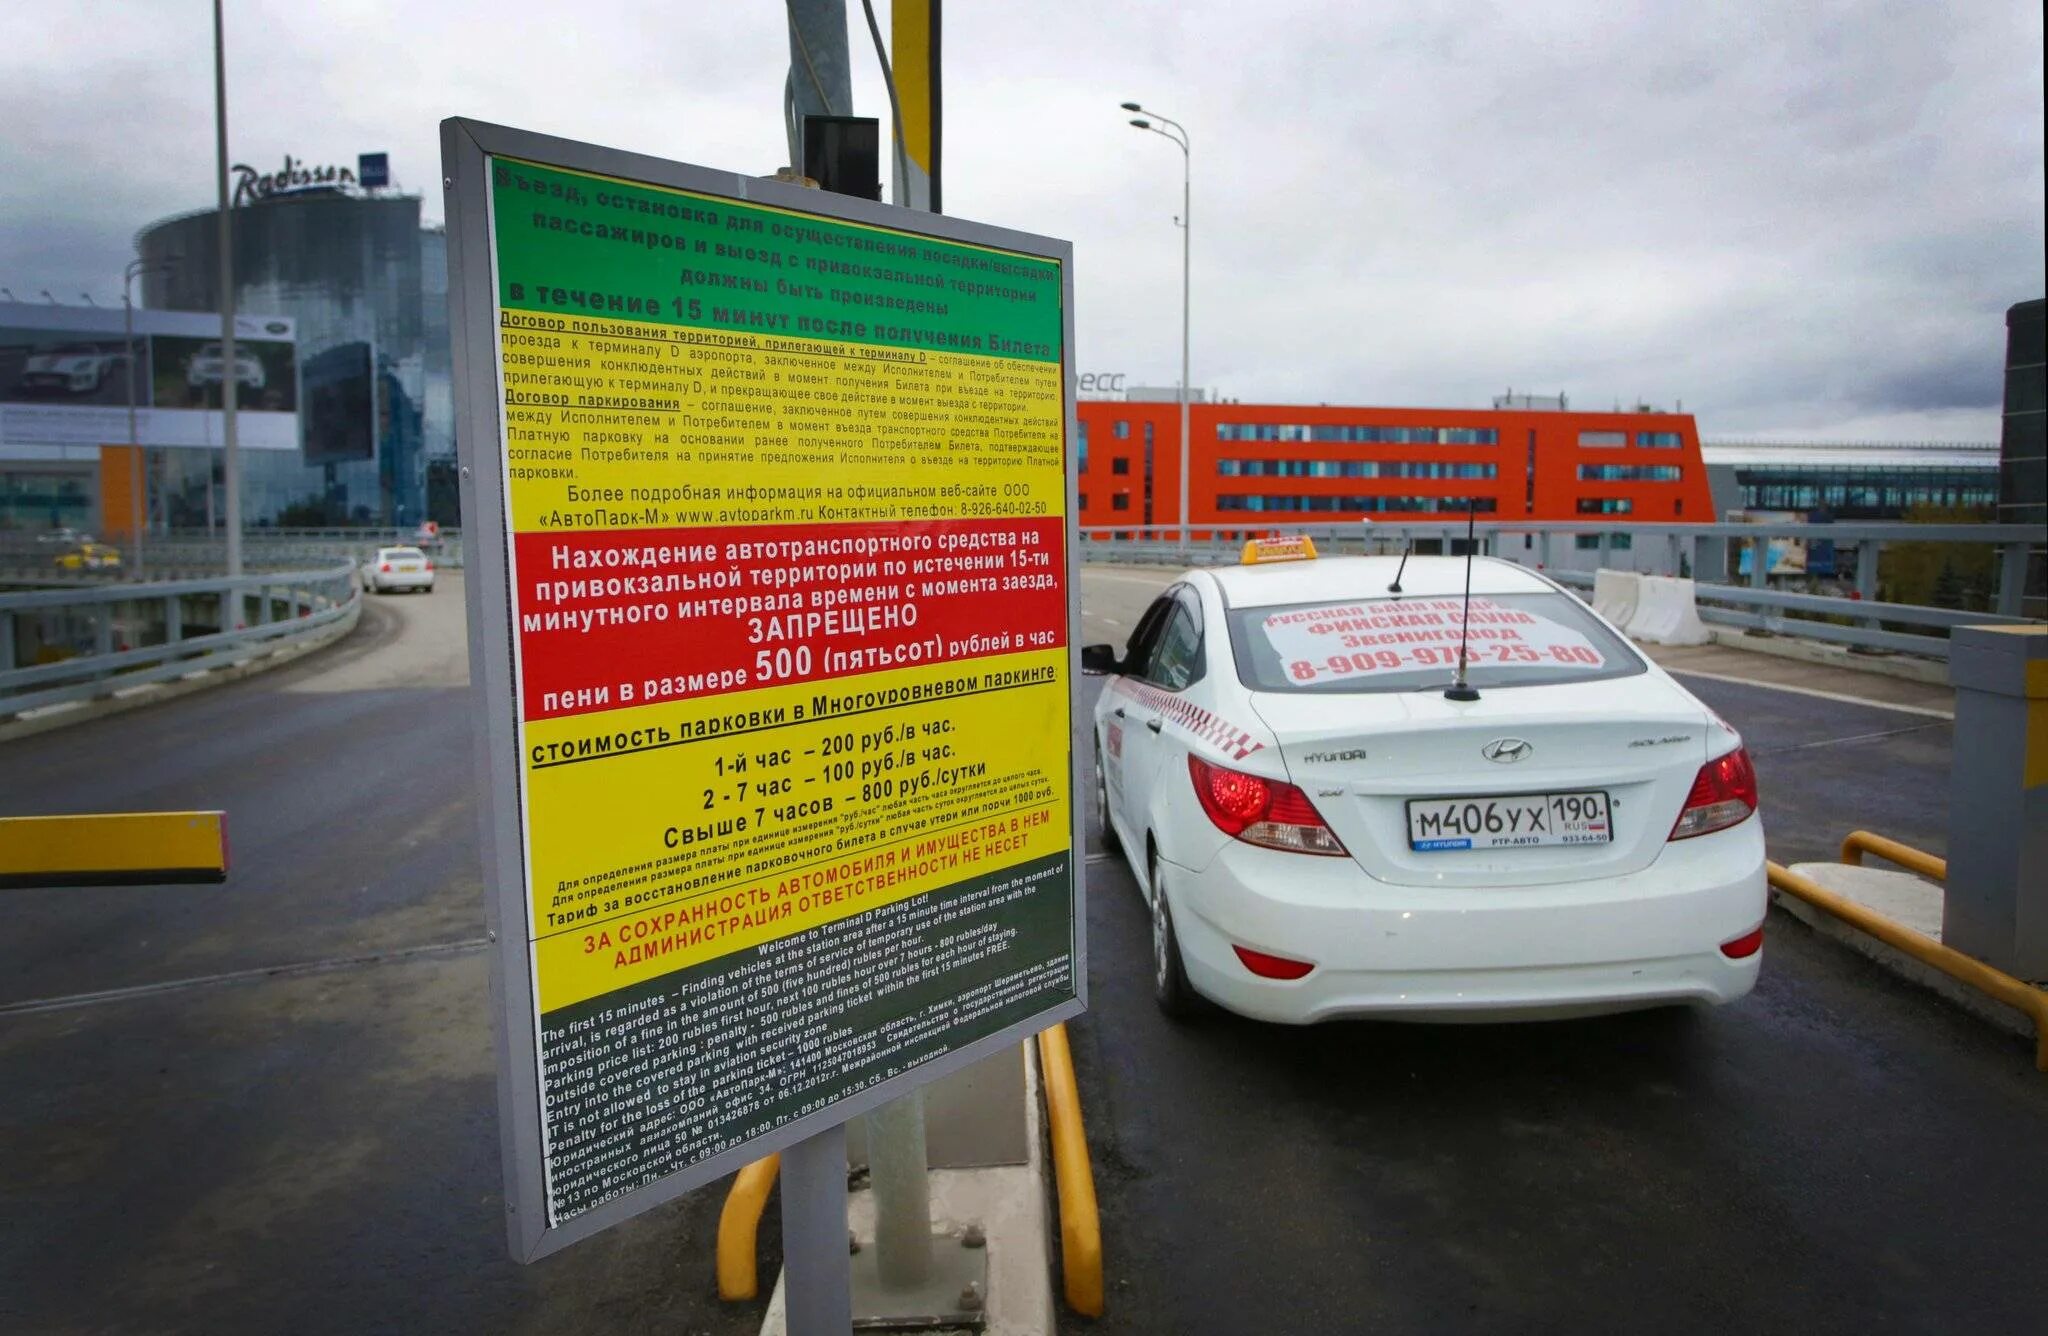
[1252,676,1711,888]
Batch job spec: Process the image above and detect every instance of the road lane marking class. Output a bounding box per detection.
[0,937,492,1016]
[1753,720,1949,756]
[1664,667,1954,720]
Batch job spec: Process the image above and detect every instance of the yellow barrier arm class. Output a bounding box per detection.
[0,812,228,889]
[1038,1021,1104,1317]
[1839,830,1949,883]
[1768,861,2047,1071]
[715,1153,780,1301]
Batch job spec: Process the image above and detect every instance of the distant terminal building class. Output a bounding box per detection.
[1073,383,2000,535]
[1700,438,2000,518]
[1076,389,1713,531]
[133,153,452,529]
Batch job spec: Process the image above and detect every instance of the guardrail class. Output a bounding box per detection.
[0,529,466,580]
[1543,569,2033,659]
[0,561,361,720]
[1075,522,2042,661]
[1767,859,2047,1071]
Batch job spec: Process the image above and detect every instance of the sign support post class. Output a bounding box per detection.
[781,1122,853,1332]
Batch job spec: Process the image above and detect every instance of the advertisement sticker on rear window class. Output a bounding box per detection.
[1261,597,1606,686]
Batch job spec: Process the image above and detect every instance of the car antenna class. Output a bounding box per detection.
[1443,502,1481,701]
[1387,539,1413,594]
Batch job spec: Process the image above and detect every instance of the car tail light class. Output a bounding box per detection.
[1188,755,1346,856]
[1720,924,1764,959]
[380,563,392,572]
[1670,746,1758,840]
[424,560,434,572]
[1233,944,1316,979]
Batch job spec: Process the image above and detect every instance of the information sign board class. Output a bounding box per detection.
[442,120,1082,1260]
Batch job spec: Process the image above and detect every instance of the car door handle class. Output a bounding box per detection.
[1146,718,1164,734]
[1113,707,1126,719]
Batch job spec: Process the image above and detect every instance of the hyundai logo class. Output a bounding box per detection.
[1481,738,1533,764]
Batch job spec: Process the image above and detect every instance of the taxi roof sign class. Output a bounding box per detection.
[1240,535,1318,565]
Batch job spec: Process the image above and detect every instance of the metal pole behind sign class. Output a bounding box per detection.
[780,1122,852,1334]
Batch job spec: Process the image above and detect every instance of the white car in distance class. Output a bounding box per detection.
[1084,538,1765,1024]
[363,546,435,594]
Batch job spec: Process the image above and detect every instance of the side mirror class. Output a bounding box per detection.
[1080,643,1120,676]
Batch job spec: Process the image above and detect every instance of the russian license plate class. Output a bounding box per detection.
[398,563,422,572]
[1407,791,1612,851]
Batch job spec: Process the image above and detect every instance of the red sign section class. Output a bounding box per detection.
[513,518,1066,720]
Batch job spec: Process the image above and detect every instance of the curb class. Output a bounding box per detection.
[0,602,362,745]
[1707,626,1949,685]
[1769,891,2039,1044]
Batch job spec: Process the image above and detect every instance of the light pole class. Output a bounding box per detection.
[1121,101,1191,545]
[123,256,176,580]
[213,0,241,576]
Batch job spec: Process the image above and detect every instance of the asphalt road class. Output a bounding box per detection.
[0,565,2036,1335]
[1066,567,2044,1335]
[0,578,766,1336]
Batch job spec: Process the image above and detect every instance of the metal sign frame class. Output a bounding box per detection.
[441,117,1084,1262]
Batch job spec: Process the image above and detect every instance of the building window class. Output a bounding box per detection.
[1078,421,1088,473]
[1637,431,1683,448]
[1214,494,1499,514]
[1111,493,1130,511]
[1578,464,1681,481]
[1078,493,1088,509]
[1112,457,1130,475]
[1574,532,1635,551]
[1212,459,1497,480]
[1578,431,1627,447]
[1575,497,1633,514]
[1214,423,1498,445]
[1113,420,1130,440]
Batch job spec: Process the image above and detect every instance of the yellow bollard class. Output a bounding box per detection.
[715,1154,780,1301]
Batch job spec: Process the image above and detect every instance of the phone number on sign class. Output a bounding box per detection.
[1287,642,1603,682]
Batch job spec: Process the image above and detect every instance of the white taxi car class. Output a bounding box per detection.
[1083,538,1765,1024]
[362,546,435,594]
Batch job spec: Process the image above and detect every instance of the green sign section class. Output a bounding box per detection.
[489,158,1062,363]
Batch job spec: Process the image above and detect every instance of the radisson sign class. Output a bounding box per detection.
[231,154,358,206]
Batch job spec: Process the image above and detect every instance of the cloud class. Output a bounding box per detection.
[3,0,2039,439]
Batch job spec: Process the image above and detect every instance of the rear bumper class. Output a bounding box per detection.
[1167,820,1766,1023]
[369,572,434,590]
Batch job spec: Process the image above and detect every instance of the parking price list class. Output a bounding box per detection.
[484,158,1076,1222]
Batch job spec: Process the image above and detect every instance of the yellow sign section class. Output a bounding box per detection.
[523,650,1067,1010]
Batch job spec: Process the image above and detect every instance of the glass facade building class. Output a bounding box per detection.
[137,191,453,528]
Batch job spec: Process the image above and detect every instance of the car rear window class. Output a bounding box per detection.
[383,548,426,561]
[1228,590,1645,694]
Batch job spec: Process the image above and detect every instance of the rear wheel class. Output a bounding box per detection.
[1149,855,1200,1020]
[1094,737,1119,854]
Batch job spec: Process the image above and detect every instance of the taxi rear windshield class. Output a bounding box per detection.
[1228,591,1645,694]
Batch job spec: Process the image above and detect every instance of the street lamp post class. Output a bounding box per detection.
[213,0,241,577]
[1121,101,1191,546]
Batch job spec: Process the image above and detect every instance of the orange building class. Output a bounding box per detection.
[1074,400,1716,528]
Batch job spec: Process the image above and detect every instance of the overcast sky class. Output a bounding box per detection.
[3,1,2040,439]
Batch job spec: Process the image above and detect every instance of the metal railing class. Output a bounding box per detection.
[1075,521,2042,660]
[0,560,361,719]
[0,528,466,582]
